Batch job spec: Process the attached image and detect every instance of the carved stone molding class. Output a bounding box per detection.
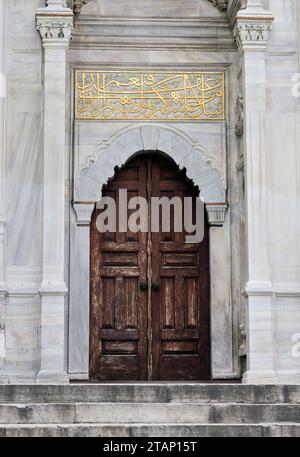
[36,3,74,47]
[208,0,228,11]
[73,203,95,225]
[36,16,74,46]
[233,5,274,52]
[239,323,247,356]
[235,94,244,137]
[69,0,229,15]
[68,1,89,15]
[233,22,273,50]
[75,125,226,205]
[236,155,244,174]
[66,0,244,18]
[206,203,228,226]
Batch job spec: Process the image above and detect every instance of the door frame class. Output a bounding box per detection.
[89,153,211,381]
[68,125,232,381]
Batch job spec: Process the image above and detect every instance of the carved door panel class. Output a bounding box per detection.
[90,154,210,381]
[90,157,148,380]
[151,156,210,380]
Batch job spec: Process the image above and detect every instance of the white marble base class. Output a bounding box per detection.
[242,370,278,385]
[36,370,69,385]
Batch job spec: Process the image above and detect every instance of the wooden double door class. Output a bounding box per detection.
[90,153,210,381]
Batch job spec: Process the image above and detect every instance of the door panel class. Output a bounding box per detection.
[151,156,210,380]
[90,158,148,381]
[90,153,210,381]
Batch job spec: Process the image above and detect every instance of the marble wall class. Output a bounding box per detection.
[3,0,44,382]
[264,0,300,381]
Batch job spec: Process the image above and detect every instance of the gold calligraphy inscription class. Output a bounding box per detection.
[75,70,225,121]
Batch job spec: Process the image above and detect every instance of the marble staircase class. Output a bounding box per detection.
[0,384,300,437]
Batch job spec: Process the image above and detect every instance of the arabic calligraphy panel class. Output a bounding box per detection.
[75,70,225,121]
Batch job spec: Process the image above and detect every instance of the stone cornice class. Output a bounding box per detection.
[67,1,246,17]
[69,1,230,15]
[67,0,244,19]
[71,17,235,51]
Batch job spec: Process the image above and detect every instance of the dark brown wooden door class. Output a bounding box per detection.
[151,157,210,380]
[90,154,210,381]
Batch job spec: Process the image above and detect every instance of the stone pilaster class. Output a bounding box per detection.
[233,3,276,383]
[0,0,7,384]
[68,203,95,379]
[0,223,7,384]
[36,1,74,384]
[206,204,233,378]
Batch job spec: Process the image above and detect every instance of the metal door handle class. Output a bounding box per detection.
[140,281,148,291]
[151,281,160,291]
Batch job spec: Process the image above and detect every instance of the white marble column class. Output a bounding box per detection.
[0,0,7,384]
[36,1,73,384]
[233,4,276,383]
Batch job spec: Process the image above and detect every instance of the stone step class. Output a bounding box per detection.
[1,423,300,437]
[1,402,300,424]
[1,384,300,404]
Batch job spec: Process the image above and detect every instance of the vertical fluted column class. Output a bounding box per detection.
[233,5,275,383]
[36,1,73,384]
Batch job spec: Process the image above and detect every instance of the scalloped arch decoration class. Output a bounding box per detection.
[74,125,226,204]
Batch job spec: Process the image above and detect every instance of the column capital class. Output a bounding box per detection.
[73,202,95,226]
[206,203,228,226]
[36,5,74,48]
[233,7,274,51]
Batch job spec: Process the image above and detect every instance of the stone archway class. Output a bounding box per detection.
[68,124,229,380]
[74,124,226,205]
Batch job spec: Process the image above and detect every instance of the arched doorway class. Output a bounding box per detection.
[89,153,210,381]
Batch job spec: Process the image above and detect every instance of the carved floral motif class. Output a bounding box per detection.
[235,94,244,137]
[208,0,228,11]
[36,14,74,45]
[233,23,273,48]
[37,20,73,40]
[68,1,89,14]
